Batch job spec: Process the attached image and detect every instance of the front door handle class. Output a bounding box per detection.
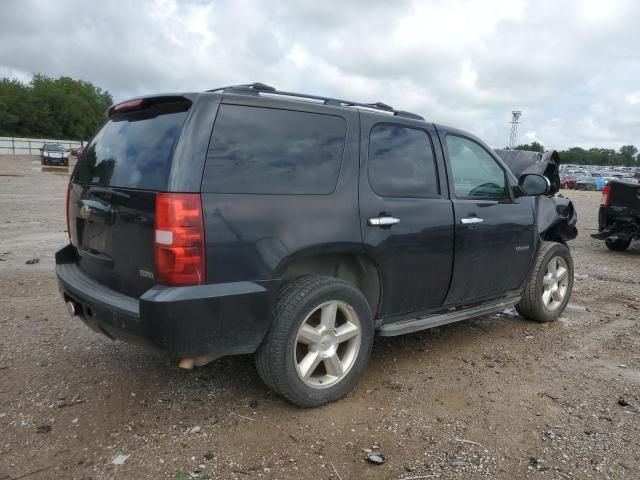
[368,216,400,227]
[460,217,484,225]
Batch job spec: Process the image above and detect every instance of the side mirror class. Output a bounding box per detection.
[518,173,550,196]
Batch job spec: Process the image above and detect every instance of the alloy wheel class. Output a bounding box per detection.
[541,256,569,311]
[294,300,362,389]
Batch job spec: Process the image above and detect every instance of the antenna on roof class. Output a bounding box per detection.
[207,82,276,93]
[245,82,276,92]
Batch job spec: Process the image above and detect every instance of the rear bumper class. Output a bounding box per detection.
[591,206,639,240]
[55,245,279,359]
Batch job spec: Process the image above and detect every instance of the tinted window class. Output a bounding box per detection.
[203,105,346,195]
[446,135,507,199]
[74,105,189,190]
[368,125,439,197]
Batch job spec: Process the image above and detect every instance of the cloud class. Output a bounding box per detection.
[0,0,638,149]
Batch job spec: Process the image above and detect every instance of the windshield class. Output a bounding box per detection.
[44,144,64,151]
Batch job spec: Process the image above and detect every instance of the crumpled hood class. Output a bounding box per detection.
[495,149,561,195]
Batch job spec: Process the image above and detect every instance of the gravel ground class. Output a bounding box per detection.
[0,155,638,480]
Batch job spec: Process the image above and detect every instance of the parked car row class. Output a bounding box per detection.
[560,164,639,191]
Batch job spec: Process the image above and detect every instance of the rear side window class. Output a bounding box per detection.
[368,124,439,197]
[74,101,190,190]
[202,105,346,194]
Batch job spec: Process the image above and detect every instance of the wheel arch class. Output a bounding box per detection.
[276,250,383,319]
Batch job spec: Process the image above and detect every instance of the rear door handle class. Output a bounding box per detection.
[460,217,484,224]
[368,216,400,227]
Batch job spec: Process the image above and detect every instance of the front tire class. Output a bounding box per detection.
[255,275,374,407]
[605,237,631,251]
[516,242,574,322]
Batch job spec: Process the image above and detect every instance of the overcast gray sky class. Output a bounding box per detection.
[1,0,639,149]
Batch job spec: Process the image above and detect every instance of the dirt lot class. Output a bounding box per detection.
[0,155,638,480]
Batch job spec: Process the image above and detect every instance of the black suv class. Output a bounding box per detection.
[56,83,577,407]
[41,143,68,166]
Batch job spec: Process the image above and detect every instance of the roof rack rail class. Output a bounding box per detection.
[206,83,424,120]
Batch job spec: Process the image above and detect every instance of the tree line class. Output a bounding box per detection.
[0,74,112,140]
[513,142,639,167]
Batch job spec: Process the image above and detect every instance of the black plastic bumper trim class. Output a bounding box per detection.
[55,244,279,358]
[56,261,139,318]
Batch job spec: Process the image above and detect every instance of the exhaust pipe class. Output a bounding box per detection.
[178,358,195,369]
[178,356,213,370]
[66,301,78,316]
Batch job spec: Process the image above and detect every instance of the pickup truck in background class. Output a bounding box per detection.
[592,180,640,251]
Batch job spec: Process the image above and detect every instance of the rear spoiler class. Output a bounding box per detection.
[108,95,193,118]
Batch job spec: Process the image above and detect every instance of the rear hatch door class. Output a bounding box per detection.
[69,96,192,297]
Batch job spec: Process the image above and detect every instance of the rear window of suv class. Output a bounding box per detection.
[73,100,190,190]
[202,105,346,195]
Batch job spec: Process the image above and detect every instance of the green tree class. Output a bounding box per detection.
[0,79,27,134]
[555,146,639,166]
[0,74,112,140]
[618,145,638,166]
[513,141,545,153]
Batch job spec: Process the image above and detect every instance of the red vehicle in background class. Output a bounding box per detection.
[560,176,577,189]
[70,145,84,157]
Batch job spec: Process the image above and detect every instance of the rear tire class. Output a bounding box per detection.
[255,275,373,407]
[605,237,631,251]
[516,241,574,322]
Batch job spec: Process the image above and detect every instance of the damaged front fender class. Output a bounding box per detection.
[537,195,578,242]
[495,148,577,243]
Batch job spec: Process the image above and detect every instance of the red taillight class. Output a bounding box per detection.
[155,193,206,286]
[114,98,144,112]
[66,182,72,240]
[600,184,611,207]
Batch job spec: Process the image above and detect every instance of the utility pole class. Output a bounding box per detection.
[508,110,522,149]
